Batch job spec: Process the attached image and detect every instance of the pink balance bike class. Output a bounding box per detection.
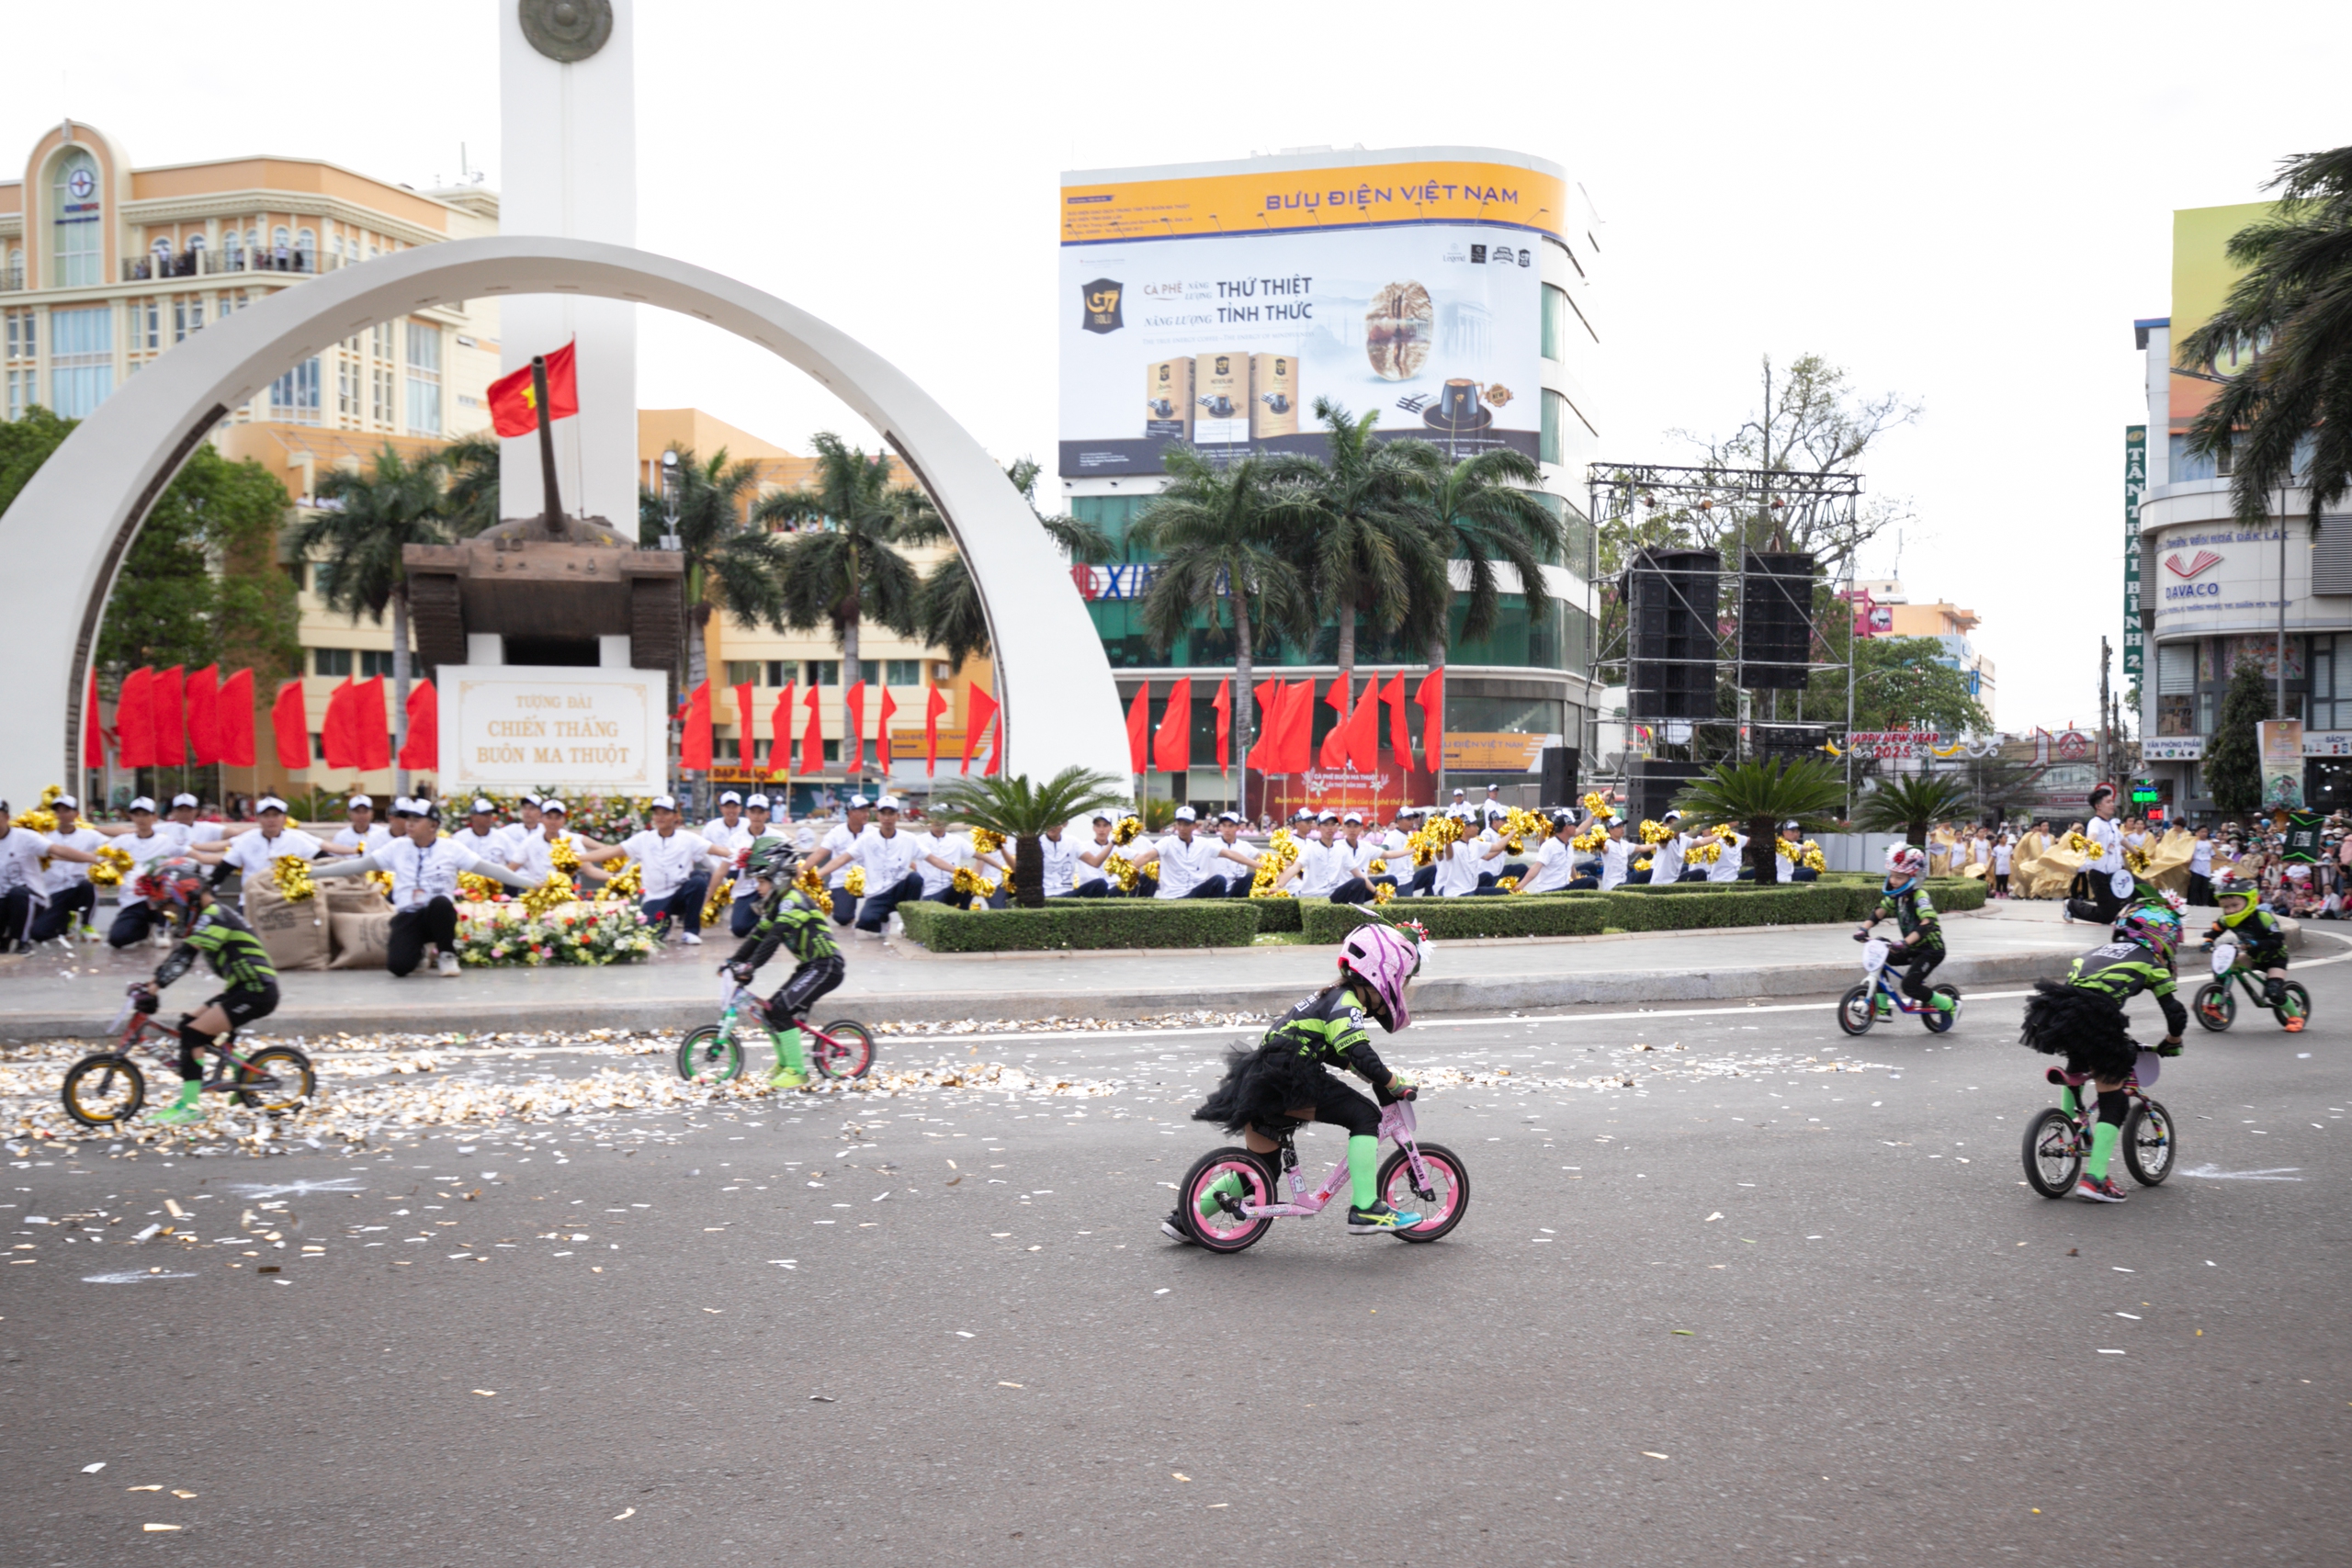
[1175,1091,1468,1253]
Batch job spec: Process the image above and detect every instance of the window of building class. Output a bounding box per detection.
[805,660,838,687]
[404,322,440,434]
[6,370,21,421]
[272,226,291,267]
[138,299,158,352]
[764,660,793,687]
[821,739,840,764]
[49,149,102,288]
[885,660,922,685]
[47,306,112,418]
[223,229,243,269]
[723,660,763,688]
[1540,389,1564,466]
[269,356,322,424]
[1541,283,1569,363]
[359,649,396,678]
[313,648,353,677]
[337,355,359,419]
[296,228,316,270]
[2312,634,2340,731]
[373,364,395,426]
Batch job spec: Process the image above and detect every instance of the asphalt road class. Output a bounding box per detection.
[5,942,2348,1566]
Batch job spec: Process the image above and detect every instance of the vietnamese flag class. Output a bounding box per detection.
[924,683,948,776]
[218,669,255,768]
[1125,682,1150,773]
[732,680,756,767]
[877,686,898,773]
[1210,679,1230,774]
[842,682,867,775]
[320,678,359,771]
[486,341,580,437]
[1384,672,1411,769]
[962,683,999,774]
[270,679,311,771]
[1153,676,1192,774]
[1317,675,1351,771]
[679,679,714,771]
[798,683,824,777]
[1245,676,1284,771]
[356,675,392,772]
[400,680,437,771]
[84,666,107,768]
[185,664,221,767]
[1414,668,1445,776]
[769,684,797,771]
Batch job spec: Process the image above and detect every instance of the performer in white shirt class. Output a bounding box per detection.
[0,797,100,952]
[1432,808,1487,897]
[325,795,391,856]
[1132,807,1227,898]
[311,799,534,975]
[164,792,243,851]
[715,794,777,937]
[2186,827,2213,907]
[1213,812,1265,897]
[1994,832,2016,899]
[509,798,605,881]
[1278,813,1352,899]
[188,797,326,911]
[30,795,108,943]
[1512,811,1579,895]
[808,796,875,928]
[1648,809,1689,885]
[1070,813,1117,897]
[497,795,546,864]
[579,795,726,943]
[2065,785,2130,925]
[1329,812,1383,904]
[1595,818,1635,891]
[1039,821,1086,899]
[1707,828,1746,885]
[700,791,746,846]
[447,798,511,863]
[99,798,196,946]
[850,797,927,934]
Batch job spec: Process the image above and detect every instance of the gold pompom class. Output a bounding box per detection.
[272,854,316,903]
[1111,816,1142,848]
[950,864,1000,901]
[365,869,395,897]
[457,872,499,903]
[601,862,643,901]
[843,866,868,897]
[549,838,582,874]
[968,828,1006,857]
[1372,881,1395,905]
[88,844,134,887]
[793,862,834,915]
[521,873,574,919]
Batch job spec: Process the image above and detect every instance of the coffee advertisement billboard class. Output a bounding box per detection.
[1060,151,1561,477]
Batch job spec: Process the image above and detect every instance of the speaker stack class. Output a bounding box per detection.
[1626,548,1720,719]
[1737,551,1815,689]
[1633,761,1709,824]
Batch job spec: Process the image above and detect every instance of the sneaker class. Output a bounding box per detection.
[885,913,905,938]
[765,1067,808,1090]
[1346,1200,1423,1234]
[2074,1175,2129,1203]
[150,1100,205,1127]
[436,952,460,978]
[2282,1014,2304,1032]
[1160,1210,1197,1245]
[679,931,702,946]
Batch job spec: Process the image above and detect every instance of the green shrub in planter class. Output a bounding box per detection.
[1924,877,1988,912]
[897,899,1261,953]
[1245,896,1307,933]
[1302,895,1608,943]
[1599,884,1866,931]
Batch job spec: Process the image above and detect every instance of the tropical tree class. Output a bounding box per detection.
[928,766,1131,908]
[1848,636,1992,733]
[2204,656,2273,814]
[757,433,922,678]
[1854,773,1975,847]
[902,457,1113,670]
[1130,449,1313,812]
[637,445,793,702]
[1270,399,1445,693]
[438,430,501,537]
[2177,146,2352,536]
[293,445,452,792]
[1419,446,1567,666]
[1669,756,1849,882]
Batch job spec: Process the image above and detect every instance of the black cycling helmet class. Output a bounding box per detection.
[744,836,799,881]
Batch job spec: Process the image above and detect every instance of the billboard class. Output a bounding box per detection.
[1059,152,1565,478]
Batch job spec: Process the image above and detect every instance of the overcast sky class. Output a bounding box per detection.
[15,0,2351,732]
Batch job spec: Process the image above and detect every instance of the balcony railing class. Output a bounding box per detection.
[0,249,373,292]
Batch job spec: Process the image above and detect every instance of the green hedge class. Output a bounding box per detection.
[1926,877,1988,911]
[1600,883,1872,931]
[1303,895,1609,943]
[1246,896,1307,933]
[897,899,1262,953]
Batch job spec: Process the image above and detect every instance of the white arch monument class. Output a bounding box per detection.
[0,235,1129,806]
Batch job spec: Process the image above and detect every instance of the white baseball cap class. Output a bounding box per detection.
[53,793,79,810]
[256,795,289,813]
[650,795,678,811]
[541,799,569,816]
[848,794,873,809]
[129,795,158,813]
[1317,810,1340,822]
[718,790,743,806]
[746,793,771,809]
[1173,806,1198,821]
[469,798,496,815]
[171,792,200,808]
[348,795,374,810]
[520,794,542,808]
[1341,811,1363,824]
[876,795,902,812]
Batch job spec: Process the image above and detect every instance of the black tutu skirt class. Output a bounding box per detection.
[1193,1040,1330,1136]
[2018,980,2137,1082]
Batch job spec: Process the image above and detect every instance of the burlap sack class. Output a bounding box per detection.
[243,882,331,972]
[323,877,392,912]
[328,908,396,970]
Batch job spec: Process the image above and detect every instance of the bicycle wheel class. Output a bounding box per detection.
[676,1024,744,1083]
[2274,982,2312,1030]
[1922,986,1961,1034]
[2021,1108,2083,1198]
[1836,985,1877,1035]
[2122,1099,2177,1187]
[1176,1147,1276,1254]
[813,1020,875,1079]
[2192,981,2233,1032]
[61,1054,145,1129]
[234,1047,315,1114]
[1378,1142,1470,1243]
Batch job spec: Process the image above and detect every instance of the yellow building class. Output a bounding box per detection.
[1852,579,1997,725]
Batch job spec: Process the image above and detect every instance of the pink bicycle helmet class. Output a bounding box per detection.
[1885,844,1926,883]
[1339,921,1423,1032]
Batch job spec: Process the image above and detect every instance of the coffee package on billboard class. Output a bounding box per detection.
[1145,358,1193,439]
[1193,352,1248,445]
[1250,354,1299,440]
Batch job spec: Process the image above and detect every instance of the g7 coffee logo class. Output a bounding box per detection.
[1080,278,1124,334]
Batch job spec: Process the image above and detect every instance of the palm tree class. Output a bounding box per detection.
[1854,773,1975,848]
[1419,446,1568,666]
[437,430,501,537]
[1271,399,1444,694]
[293,445,451,793]
[902,457,1113,670]
[757,433,923,681]
[1670,757,1849,882]
[929,765,1131,908]
[2177,147,2352,535]
[636,445,793,703]
[1130,449,1313,816]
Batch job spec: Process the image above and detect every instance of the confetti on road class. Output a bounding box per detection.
[81,1462,105,1473]
[612,1507,636,1521]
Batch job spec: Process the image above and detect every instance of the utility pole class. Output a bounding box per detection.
[2098,636,2113,786]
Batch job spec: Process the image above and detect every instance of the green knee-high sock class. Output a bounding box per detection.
[2086,1120,2120,1181]
[2060,1086,2080,1117]
[774,1026,806,1076]
[1347,1135,1380,1209]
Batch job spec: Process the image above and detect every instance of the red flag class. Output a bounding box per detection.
[732,681,756,767]
[185,665,221,767]
[1317,675,1351,771]
[680,680,713,771]
[320,678,359,770]
[1125,682,1151,773]
[1280,680,1316,774]
[151,666,187,767]
[356,676,392,772]
[400,680,437,771]
[117,668,156,767]
[84,665,106,768]
[270,679,310,771]
[1414,668,1446,776]
[985,710,1003,775]
[1384,673,1411,769]
[798,683,824,776]
[878,686,898,773]
[962,683,1000,774]
[486,341,580,437]
[1210,680,1231,774]
[1153,677,1193,774]
[768,684,797,771]
[1343,679,1383,772]
[924,684,948,776]
[842,682,867,775]
[1245,676,1284,771]
[218,669,255,768]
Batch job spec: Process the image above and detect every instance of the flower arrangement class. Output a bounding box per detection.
[365,868,396,897]
[521,872,576,918]
[456,872,500,903]
[1372,882,1396,904]
[1367,858,1389,876]
[1570,823,1608,852]
[1499,807,1548,854]
[455,899,660,967]
[1685,837,1724,866]
[1802,843,1826,873]
[1407,815,1464,867]
[2123,845,2152,875]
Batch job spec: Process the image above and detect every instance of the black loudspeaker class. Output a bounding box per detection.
[1755,726,1829,761]
[1626,548,1719,719]
[1738,551,1815,689]
[1634,761,1709,824]
[1539,746,1577,806]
